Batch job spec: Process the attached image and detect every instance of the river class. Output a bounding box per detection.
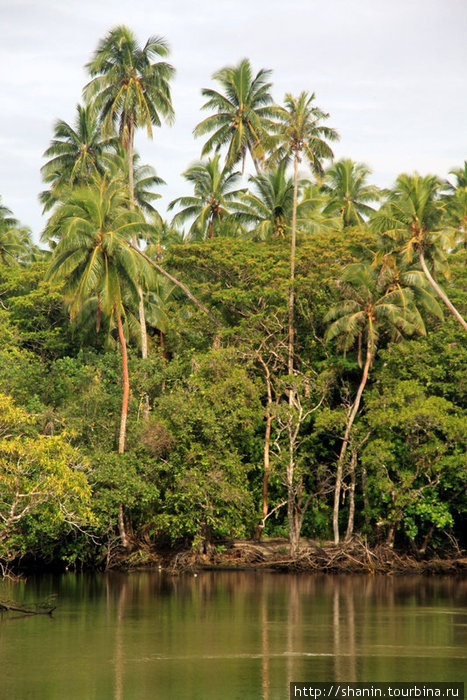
[1,572,466,699]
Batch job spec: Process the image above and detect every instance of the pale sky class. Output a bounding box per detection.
[1,0,466,240]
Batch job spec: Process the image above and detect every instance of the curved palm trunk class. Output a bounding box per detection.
[333,335,373,544]
[116,308,130,549]
[418,249,467,331]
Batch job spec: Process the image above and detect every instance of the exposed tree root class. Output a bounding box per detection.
[161,536,467,575]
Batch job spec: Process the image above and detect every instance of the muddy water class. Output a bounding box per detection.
[0,572,466,699]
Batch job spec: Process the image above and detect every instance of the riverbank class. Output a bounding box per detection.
[120,537,467,576]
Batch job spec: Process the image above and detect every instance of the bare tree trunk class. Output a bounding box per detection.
[255,411,272,540]
[333,336,373,544]
[418,249,467,331]
[287,429,298,556]
[256,355,274,539]
[345,447,357,541]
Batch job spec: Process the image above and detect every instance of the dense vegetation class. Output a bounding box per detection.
[0,26,465,574]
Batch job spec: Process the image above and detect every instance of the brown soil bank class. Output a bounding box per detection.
[127,537,467,575]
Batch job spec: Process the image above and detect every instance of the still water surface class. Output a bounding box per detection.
[1,572,466,699]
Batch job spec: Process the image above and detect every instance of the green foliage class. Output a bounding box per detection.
[0,394,94,563]
[145,348,262,546]
[2,37,467,566]
[362,380,466,545]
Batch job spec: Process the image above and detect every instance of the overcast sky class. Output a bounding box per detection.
[1,0,466,240]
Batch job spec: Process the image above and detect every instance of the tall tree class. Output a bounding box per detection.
[84,25,175,364]
[444,161,467,248]
[267,92,338,553]
[233,165,295,240]
[46,175,146,462]
[322,158,380,228]
[168,154,245,239]
[84,25,175,202]
[40,103,112,215]
[372,173,467,331]
[325,261,437,543]
[268,91,339,381]
[193,58,279,174]
[0,200,32,265]
[102,146,166,217]
[234,167,337,240]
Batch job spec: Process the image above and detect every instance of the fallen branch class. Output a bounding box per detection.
[0,600,56,616]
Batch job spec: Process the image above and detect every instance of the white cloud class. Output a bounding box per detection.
[1,0,466,239]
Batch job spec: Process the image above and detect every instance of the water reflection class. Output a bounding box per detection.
[0,573,466,699]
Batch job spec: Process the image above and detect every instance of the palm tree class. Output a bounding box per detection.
[233,165,294,239]
[142,216,189,262]
[102,146,166,217]
[444,161,467,248]
[269,91,338,379]
[84,26,175,366]
[325,261,435,543]
[84,25,175,203]
[168,154,245,239]
[0,200,32,265]
[235,168,339,240]
[193,58,279,174]
[322,158,380,227]
[266,92,338,554]
[46,175,147,464]
[40,103,112,214]
[372,173,467,331]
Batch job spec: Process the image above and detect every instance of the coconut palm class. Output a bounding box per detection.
[265,92,338,555]
[84,26,175,366]
[40,103,113,214]
[325,261,434,543]
[232,166,332,240]
[0,201,32,265]
[46,175,148,467]
[168,154,245,239]
[322,158,380,227]
[193,58,280,174]
[84,25,174,203]
[372,173,467,331]
[142,217,188,262]
[232,165,294,239]
[444,161,467,248]
[102,146,166,218]
[268,91,338,378]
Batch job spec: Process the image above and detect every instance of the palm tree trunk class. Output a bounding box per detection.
[115,309,130,549]
[116,311,129,455]
[418,250,467,331]
[288,153,299,383]
[127,118,150,417]
[127,116,135,207]
[333,335,373,544]
[286,152,300,556]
